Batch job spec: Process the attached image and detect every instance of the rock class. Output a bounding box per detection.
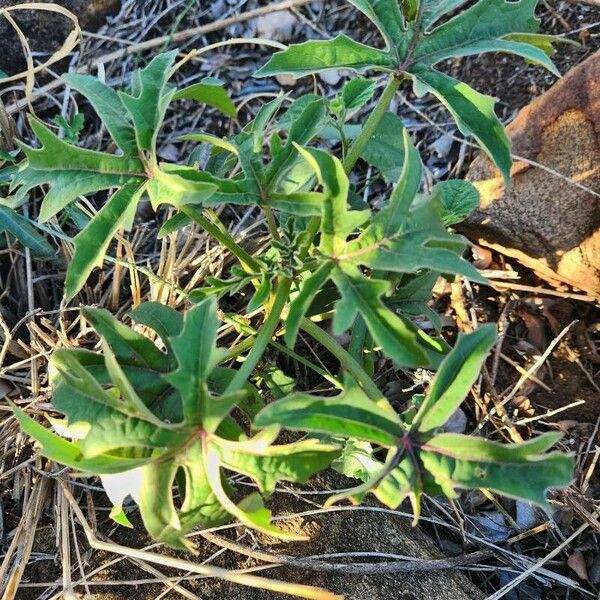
[319,70,342,85]
[84,474,486,600]
[255,11,296,41]
[0,0,120,76]
[442,407,468,434]
[460,50,600,299]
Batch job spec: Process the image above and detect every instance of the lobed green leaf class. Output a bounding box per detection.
[412,325,497,433]
[255,35,396,78]
[255,385,405,447]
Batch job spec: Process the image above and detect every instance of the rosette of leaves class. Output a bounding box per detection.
[5,51,237,300]
[11,299,340,550]
[283,134,485,368]
[255,0,562,181]
[256,324,573,517]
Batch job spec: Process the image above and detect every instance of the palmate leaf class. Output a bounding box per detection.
[285,262,334,348]
[284,145,475,367]
[12,117,144,222]
[349,129,484,283]
[181,96,328,212]
[256,0,558,181]
[257,339,572,515]
[16,302,342,548]
[12,52,202,299]
[352,202,485,283]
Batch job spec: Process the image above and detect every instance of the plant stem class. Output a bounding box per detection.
[220,315,343,390]
[342,75,402,173]
[298,215,321,261]
[294,75,402,271]
[262,204,281,241]
[348,315,368,363]
[224,277,293,393]
[299,317,383,402]
[180,205,262,273]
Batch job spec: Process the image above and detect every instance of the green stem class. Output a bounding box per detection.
[294,75,402,273]
[220,315,343,390]
[180,205,262,273]
[348,315,368,364]
[262,204,281,241]
[224,277,293,393]
[299,317,383,402]
[342,75,402,173]
[298,215,322,261]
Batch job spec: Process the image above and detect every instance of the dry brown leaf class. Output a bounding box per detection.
[567,550,589,581]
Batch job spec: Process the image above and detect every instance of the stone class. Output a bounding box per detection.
[255,11,297,42]
[460,50,600,299]
[0,0,120,76]
[87,474,485,600]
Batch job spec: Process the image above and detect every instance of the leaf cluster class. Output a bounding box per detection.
[4,0,573,554]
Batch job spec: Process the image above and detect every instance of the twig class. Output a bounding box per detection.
[485,280,599,304]
[5,0,323,116]
[58,480,341,600]
[504,321,577,404]
[563,0,600,7]
[200,531,493,575]
[478,321,577,431]
[0,474,51,600]
[486,515,595,600]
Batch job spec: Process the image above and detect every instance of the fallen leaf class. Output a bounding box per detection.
[567,550,589,582]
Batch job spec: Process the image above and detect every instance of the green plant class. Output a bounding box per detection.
[4,0,572,585]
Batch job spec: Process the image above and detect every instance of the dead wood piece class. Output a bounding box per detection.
[460,50,600,300]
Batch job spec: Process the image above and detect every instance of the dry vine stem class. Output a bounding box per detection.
[58,480,341,600]
[0,3,81,85]
[199,531,494,575]
[4,0,322,116]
